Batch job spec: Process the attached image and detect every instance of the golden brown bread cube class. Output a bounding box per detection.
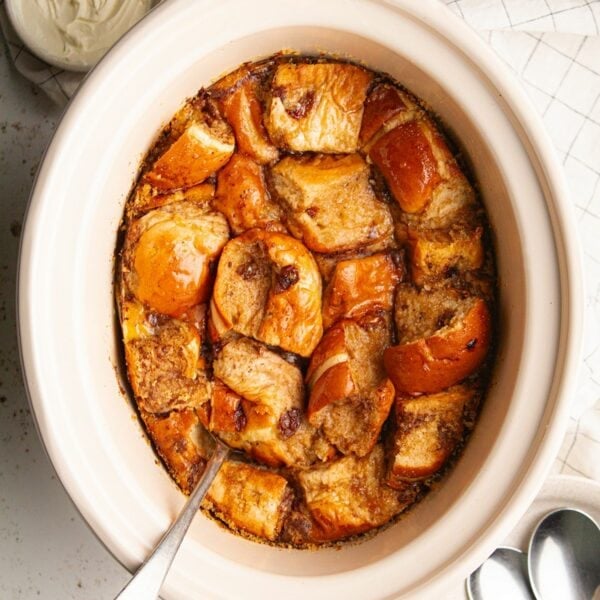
[321,252,403,330]
[121,301,211,414]
[360,83,411,146]
[121,202,229,318]
[270,154,394,254]
[265,62,372,153]
[211,65,279,164]
[211,337,333,467]
[369,120,445,214]
[205,461,292,541]
[295,446,412,541]
[142,408,213,493]
[384,285,492,394]
[214,153,284,234]
[386,385,475,486]
[306,314,395,456]
[145,118,235,191]
[407,226,484,286]
[399,169,479,233]
[128,182,215,220]
[144,406,293,540]
[211,228,323,356]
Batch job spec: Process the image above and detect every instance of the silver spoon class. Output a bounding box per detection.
[467,546,536,600]
[114,441,229,600]
[528,508,600,600]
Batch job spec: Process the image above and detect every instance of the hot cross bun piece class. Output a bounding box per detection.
[214,153,285,234]
[287,446,417,543]
[211,228,323,357]
[385,385,478,487]
[270,153,394,254]
[205,461,293,541]
[265,62,372,153]
[359,82,420,148]
[210,64,279,165]
[120,300,211,414]
[321,252,404,330]
[144,97,235,192]
[117,54,497,548]
[128,182,216,221]
[384,285,492,394]
[121,202,230,318]
[211,336,333,468]
[307,313,395,457]
[406,225,485,287]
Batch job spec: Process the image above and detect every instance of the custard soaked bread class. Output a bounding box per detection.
[211,228,323,356]
[266,62,372,153]
[270,153,394,254]
[211,336,333,468]
[307,314,395,457]
[117,54,497,547]
[385,385,477,487]
[384,285,492,394]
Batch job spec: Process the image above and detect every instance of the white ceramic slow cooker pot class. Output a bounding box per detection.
[17,0,583,598]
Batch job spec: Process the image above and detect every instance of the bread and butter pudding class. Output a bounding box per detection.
[116,55,496,547]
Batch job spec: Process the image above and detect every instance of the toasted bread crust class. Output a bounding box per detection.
[270,154,394,254]
[212,228,323,356]
[266,62,372,153]
[386,385,476,486]
[384,295,491,393]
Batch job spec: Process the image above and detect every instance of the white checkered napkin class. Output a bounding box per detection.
[0,0,82,105]
[446,0,600,484]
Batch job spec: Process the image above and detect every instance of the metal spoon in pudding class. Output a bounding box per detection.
[114,441,229,600]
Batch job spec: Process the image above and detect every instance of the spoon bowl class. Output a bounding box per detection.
[528,508,600,600]
[467,547,535,600]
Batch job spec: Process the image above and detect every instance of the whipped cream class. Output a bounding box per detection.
[15,0,153,70]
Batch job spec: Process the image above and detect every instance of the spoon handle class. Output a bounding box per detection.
[114,442,229,600]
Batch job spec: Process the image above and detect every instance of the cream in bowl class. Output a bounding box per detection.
[5,0,153,71]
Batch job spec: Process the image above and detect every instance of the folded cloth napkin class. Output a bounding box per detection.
[0,0,82,105]
[1,0,598,481]
[444,0,600,484]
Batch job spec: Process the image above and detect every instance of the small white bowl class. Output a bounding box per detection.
[17,0,583,598]
[5,0,154,71]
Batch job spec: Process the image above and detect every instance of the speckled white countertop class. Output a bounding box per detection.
[0,40,129,599]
